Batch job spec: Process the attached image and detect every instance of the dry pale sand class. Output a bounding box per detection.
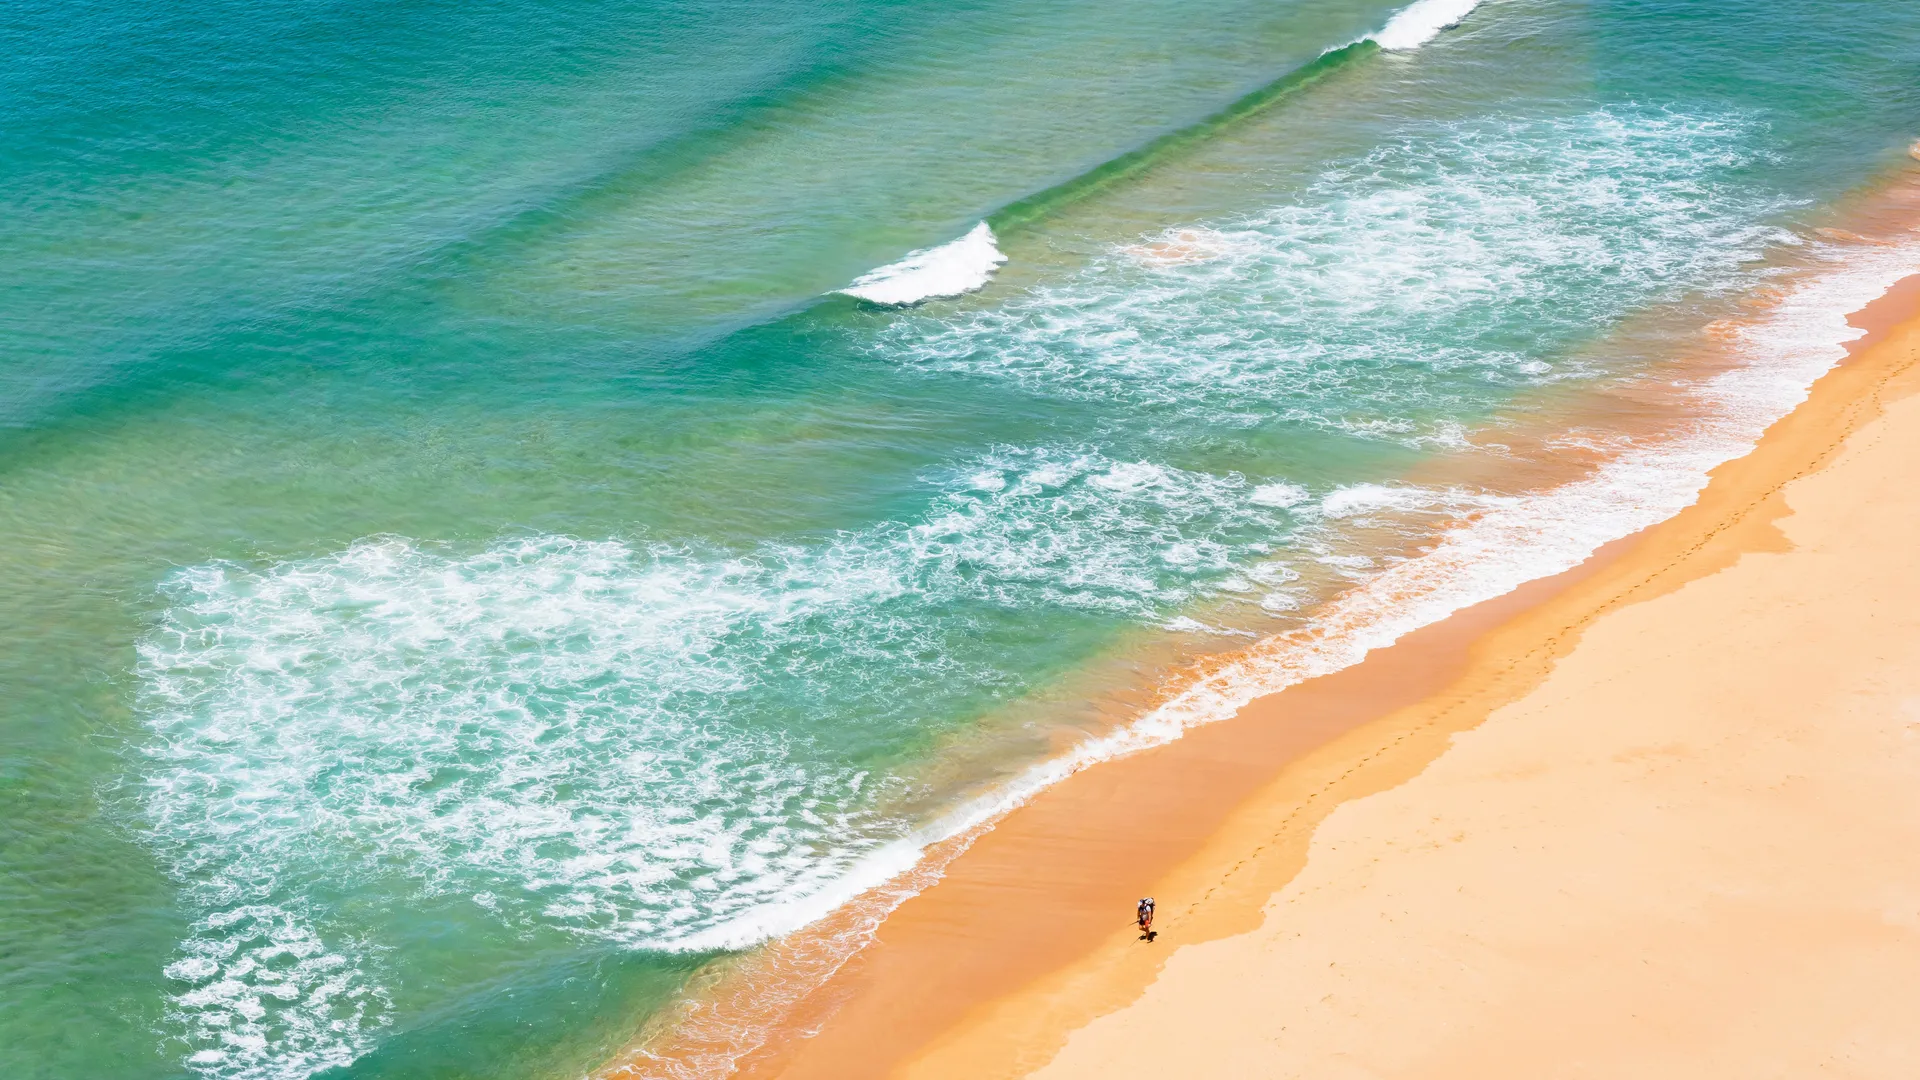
[965,300,1920,1077]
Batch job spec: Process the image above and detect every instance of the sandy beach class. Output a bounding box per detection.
[679,264,1920,1078]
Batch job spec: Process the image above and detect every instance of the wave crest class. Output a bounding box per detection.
[1372,0,1482,51]
[838,222,1006,305]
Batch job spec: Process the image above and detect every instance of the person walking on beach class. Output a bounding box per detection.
[1137,897,1156,941]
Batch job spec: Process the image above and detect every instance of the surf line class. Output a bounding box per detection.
[834,0,1483,307]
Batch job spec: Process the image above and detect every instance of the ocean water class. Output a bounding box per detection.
[5,1,1920,1078]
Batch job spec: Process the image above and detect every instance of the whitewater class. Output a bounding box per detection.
[838,222,1007,305]
[1372,0,1483,50]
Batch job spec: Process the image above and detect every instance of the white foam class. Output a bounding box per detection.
[157,903,390,1080]
[136,447,1330,1073]
[838,222,1006,305]
[1371,0,1483,51]
[1036,238,1920,762]
[1249,481,1310,508]
[878,110,1794,439]
[1318,482,1452,519]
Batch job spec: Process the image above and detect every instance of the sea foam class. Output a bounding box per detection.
[877,110,1794,438]
[837,222,1006,305]
[972,235,1920,804]
[136,448,1324,1077]
[1371,0,1483,50]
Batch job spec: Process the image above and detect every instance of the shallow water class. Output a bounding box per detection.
[4,1,1919,1077]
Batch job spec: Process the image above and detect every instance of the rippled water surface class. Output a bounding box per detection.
[4,1,1919,1077]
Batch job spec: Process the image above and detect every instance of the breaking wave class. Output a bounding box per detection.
[1372,0,1483,51]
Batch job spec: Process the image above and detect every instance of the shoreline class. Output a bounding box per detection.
[1007,275,1920,1079]
[601,523,1654,1079]
[743,527,1652,1079]
[726,264,1920,1078]
[589,174,1920,1078]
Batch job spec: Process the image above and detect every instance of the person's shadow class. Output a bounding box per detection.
[1139,929,1157,942]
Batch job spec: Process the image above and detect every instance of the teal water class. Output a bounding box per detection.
[4,1,1919,1077]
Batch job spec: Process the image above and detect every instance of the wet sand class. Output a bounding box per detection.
[702,266,1920,1079]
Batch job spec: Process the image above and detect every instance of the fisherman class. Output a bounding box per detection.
[1137,896,1156,939]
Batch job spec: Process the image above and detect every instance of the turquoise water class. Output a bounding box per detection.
[4,1,1918,1077]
